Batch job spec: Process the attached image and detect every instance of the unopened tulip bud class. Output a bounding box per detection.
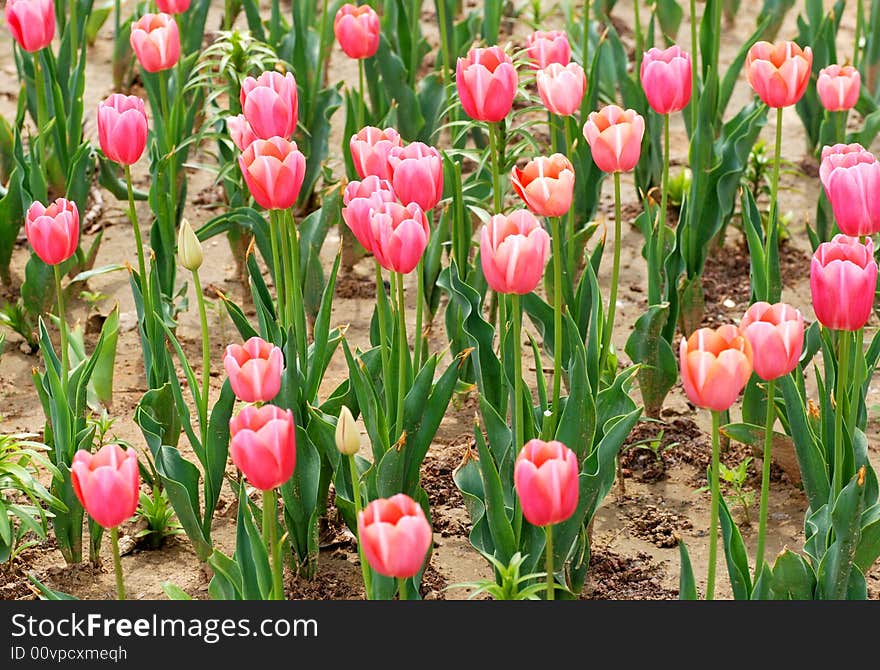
[335,406,361,456]
[177,218,202,271]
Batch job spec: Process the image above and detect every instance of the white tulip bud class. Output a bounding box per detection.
[178,218,203,271]
[335,406,361,456]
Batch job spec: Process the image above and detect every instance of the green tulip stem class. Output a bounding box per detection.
[511,293,524,453]
[544,524,555,601]
[689,0,698,132]
[599,172,623,380]
[650,113,671,306]
[855,0,864,68]
[111,526,126,601]
[633,0,643,74]
[69,0,79,62]
[489,122,503,213]
[548,216,564,435]
[706,410,722,600]
[349,454,373,599]
[832,329,850,499]
[397,576,408,601]
[191,267,211,435]
[287,209,309,380]
[278,210,296,328]
[33,52,49,172]
[53,264,70,399]
[563,118,576,278]
[263,489,284,600]
[357,57,366,129]
[395,272,408,440]
[836,110,846,145]
[755,378,775,578]
[765,106,783,301]
[268,209,286,328]
[375,261,392,417]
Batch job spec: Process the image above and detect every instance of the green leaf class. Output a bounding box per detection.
[718,495,752,600]
[161,583,193,600]
[678,540,698,600]
[624,303,677,418]
[779,374,830,511]
[817,472,867,599]
[765,549,816,600]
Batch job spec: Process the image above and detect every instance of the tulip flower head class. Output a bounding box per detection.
[25,198,79,266]
[334,3,380,59]
[229,405,297,491]
[97,94,149,166]
[388,142,444,212]
[239,71,299,141]
[367,201,430,274]
[640,46,693,114]
[514,439,579,527]
[238,137,306,210]
[525,30,571,69]
[227,114,258,152]
[819,143,880,237]
[177,218,203,271]
[536,62,587,117]
[679,325,753,412]
[745,40,812,108]
[511,153,575,217]
[341,176,397,253]
[71,444,140,530]
[335,406,361,457]
[810,235,878,332]
[349,126,402,181]
[480,210,551,295]
[583,105,645,173]
[224,337,284,404]
[816,64,861,112]
[156,0,190,13]
[130,13,180,73]
[739,302,804,381]
[358,494,432,578]
[456,46,518,123]
[5,0,55,53]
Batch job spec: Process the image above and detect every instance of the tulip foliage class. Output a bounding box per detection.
[7,0,880,604]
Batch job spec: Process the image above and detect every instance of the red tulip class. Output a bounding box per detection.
[368,201,430,274]
[810,234,877,332]
[640,45,692,114]
[5,0,54,52]
[357,494,432,578]
[25,198,79,266]
[333,3,380,60]
[71,444,140,530]
[224,337,284,404]
[349,126,402,181]
[679,325,753,412]
[817,64,861,112]
[229,405,297,491]
[238,137,306,210]
[388,142,443,212]
[746,41,812,108]
[536,62,586,117]
[456,46,518,123]
[97,94,148,166]
[819,143,880,237]
[582,105,645,173]
[130,13,180,73]
[156,0,190,13]
[480,210,550,295]
[525,30,571,69]
[342,176,396,253]
[227,114,257,152]
[514,440,579,527]
[240,71,299,141]
[739,302,804,381]
[511,154,575,217]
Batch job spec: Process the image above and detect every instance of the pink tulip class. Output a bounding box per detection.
[456,46,518,123]
[583,105,645,173]
[525,30,571,69]
[238,137,306,210]
[130,13,180,73]
[810,234,877,332]
[227,114,257,152]
[511,154,575,217]
[388,142,443,212]
[224,337,284,403]
[536,62,586,117]
[679,325,754,412]
[739,302,804,381]
[514,439,579,527]
[349,126,402,180]
[745,41,812,108]
[5,0,54,52]
[817,64,861,112]
[342,176,396,253]
[333,3,380,60]
[229,405,297,491]
[358,494,432,578]
[480,210,550,295]
[640,45,692,114]
[97,94,149,166]
[25,198,79,266]
[368,201,430,274]
[156,0,190,13]
[819,144,880,237]
[240,71,299,141]
[71,444,140,530]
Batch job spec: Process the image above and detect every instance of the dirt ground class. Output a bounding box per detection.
[1,0,879,600]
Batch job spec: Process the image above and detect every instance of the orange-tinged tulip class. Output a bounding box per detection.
[582,105,645,173]
[679,325,753,411]
[511,153,575,217]
[745,41,812,108]
[480,210,550,295]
